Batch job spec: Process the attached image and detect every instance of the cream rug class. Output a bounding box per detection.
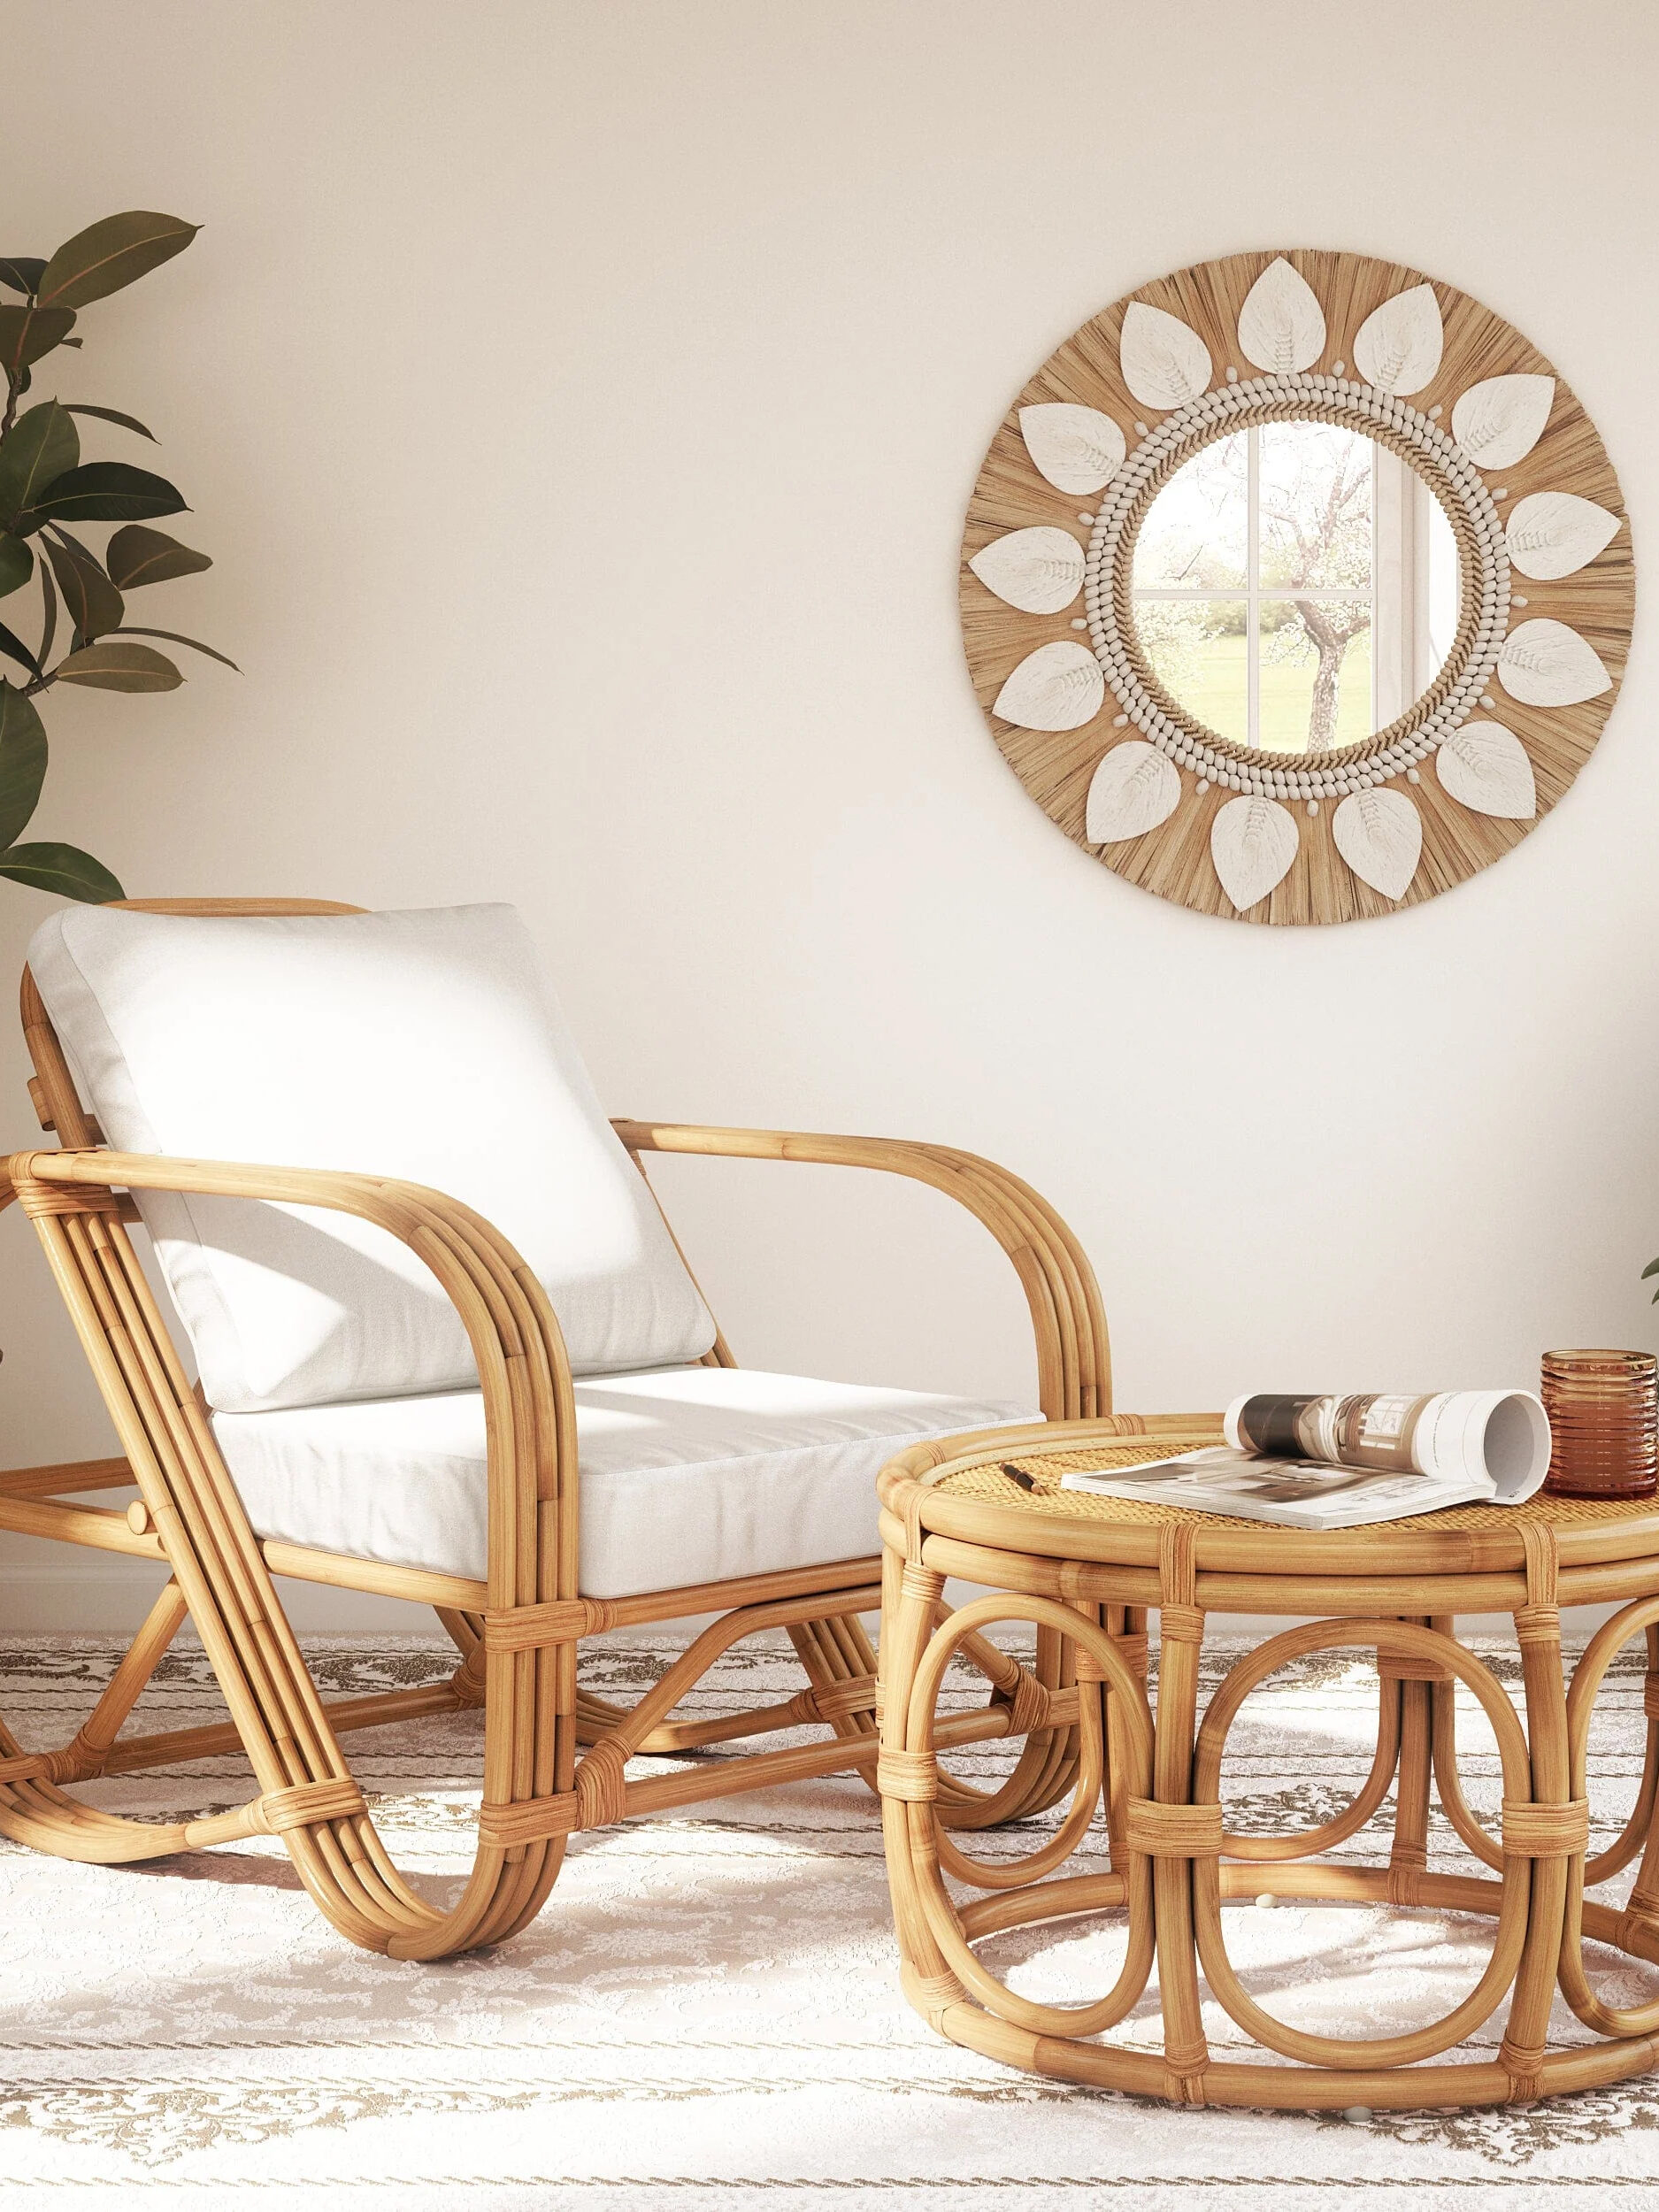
[3,1630,1659,2208]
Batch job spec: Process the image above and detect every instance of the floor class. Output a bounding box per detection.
[1,1629,1657,2208]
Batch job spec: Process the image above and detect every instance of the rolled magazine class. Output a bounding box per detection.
[1059,1390,1551,1528]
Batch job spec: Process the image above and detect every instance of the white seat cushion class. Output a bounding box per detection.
[211,1365,1038,1597]
[27,903,716,1412]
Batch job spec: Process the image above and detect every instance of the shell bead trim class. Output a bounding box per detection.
[961,248,1632,925]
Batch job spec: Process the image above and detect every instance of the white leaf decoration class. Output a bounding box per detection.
[968,526,1086,614]
[1018,403,1126,496]
[1235,257,1326,374]
[1333,788,1422,900]
[1434,721,1537,819]
[1210,795,1298,911]
[1497,618,1612,706]
[1449,373,1555,470]
[991,640,1106,731]
[1119,302,1212,411]
[1351,284,1443,396]
[1505,491,1622,580]
[1084,741,1182,843]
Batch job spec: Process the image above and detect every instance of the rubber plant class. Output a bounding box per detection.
[0,211,233,902]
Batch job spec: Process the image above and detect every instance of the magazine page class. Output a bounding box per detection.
[1223,1391,1549,1502]
[1056,1448,1484,1529]
[1055,1387,1549,1528]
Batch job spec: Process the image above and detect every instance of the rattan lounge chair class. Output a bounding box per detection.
[0,897,1111,1957]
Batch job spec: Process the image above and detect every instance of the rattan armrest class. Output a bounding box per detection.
[611,1119,1110,1421]
[6,1146,577,1601]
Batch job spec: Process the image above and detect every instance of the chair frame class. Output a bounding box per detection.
[0,898,1115,1957]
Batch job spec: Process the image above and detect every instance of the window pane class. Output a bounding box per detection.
[1133,431,1248,590]
[1372,449,1461,726]
[1427,488,1459,671]
[1257,600,1372,753]
[1258,422,1372,594]
[1134,598,1248,744]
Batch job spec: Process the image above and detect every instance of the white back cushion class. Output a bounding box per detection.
[27,903,716,1412]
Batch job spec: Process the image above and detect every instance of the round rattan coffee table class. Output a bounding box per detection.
[875,1415,1659,2112]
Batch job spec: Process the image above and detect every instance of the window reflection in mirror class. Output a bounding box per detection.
[1129,421,1460,755]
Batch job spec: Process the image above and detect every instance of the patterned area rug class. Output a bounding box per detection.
[3,1630,1659,2208]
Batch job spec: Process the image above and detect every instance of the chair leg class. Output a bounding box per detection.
[23,1197,572,1962]
[571,1598,885,1758]
[434,1607,488,1707]
[0,1579,204,1864]
[789,1609,882,1793]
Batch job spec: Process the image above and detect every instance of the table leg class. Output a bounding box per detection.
[1499,1526,1573,2101]
[1102,1602,1148,1870]
[1153,1526,1210,2102]
[1427,1612,1505,1871]
[877,1554,965,2028]
[1386,1617,1436,1906]
[1613,1624,1659,1957]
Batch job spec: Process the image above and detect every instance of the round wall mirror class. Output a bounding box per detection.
[961,250,1632,925]
[1130,421,1458,756]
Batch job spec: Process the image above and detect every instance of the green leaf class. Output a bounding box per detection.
[0,619,40,679]
[0,841,124,902]
[0,401,79,525]
[0,304,77,376]
[44,534,123,641]
[23,462,186,526]
[112,625,235,672]
[35,212,198,312]
[62,403,157,442]
[105,524,210,589]
[51,640,181,691]
[0,532,32,600]
[0,617,38,678]
[0,257,46,296]
[0,682,47,849]
[1643,1258,1659,1279]
[37,556,56,667]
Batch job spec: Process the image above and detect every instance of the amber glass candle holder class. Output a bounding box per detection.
[1541,1350,1659,1499]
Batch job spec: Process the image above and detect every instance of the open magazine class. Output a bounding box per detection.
[1059,1390,1551,1529]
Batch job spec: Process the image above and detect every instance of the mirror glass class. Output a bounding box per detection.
[1129,419,1461,755]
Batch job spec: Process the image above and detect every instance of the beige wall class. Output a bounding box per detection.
[1,0,1655,1627]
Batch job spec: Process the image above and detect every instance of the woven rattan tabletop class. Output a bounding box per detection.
[944,1439,1652,1536]
[880,1420,1659,1581]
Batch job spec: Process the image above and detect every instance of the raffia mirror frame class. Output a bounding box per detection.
[961,249,1634,925]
